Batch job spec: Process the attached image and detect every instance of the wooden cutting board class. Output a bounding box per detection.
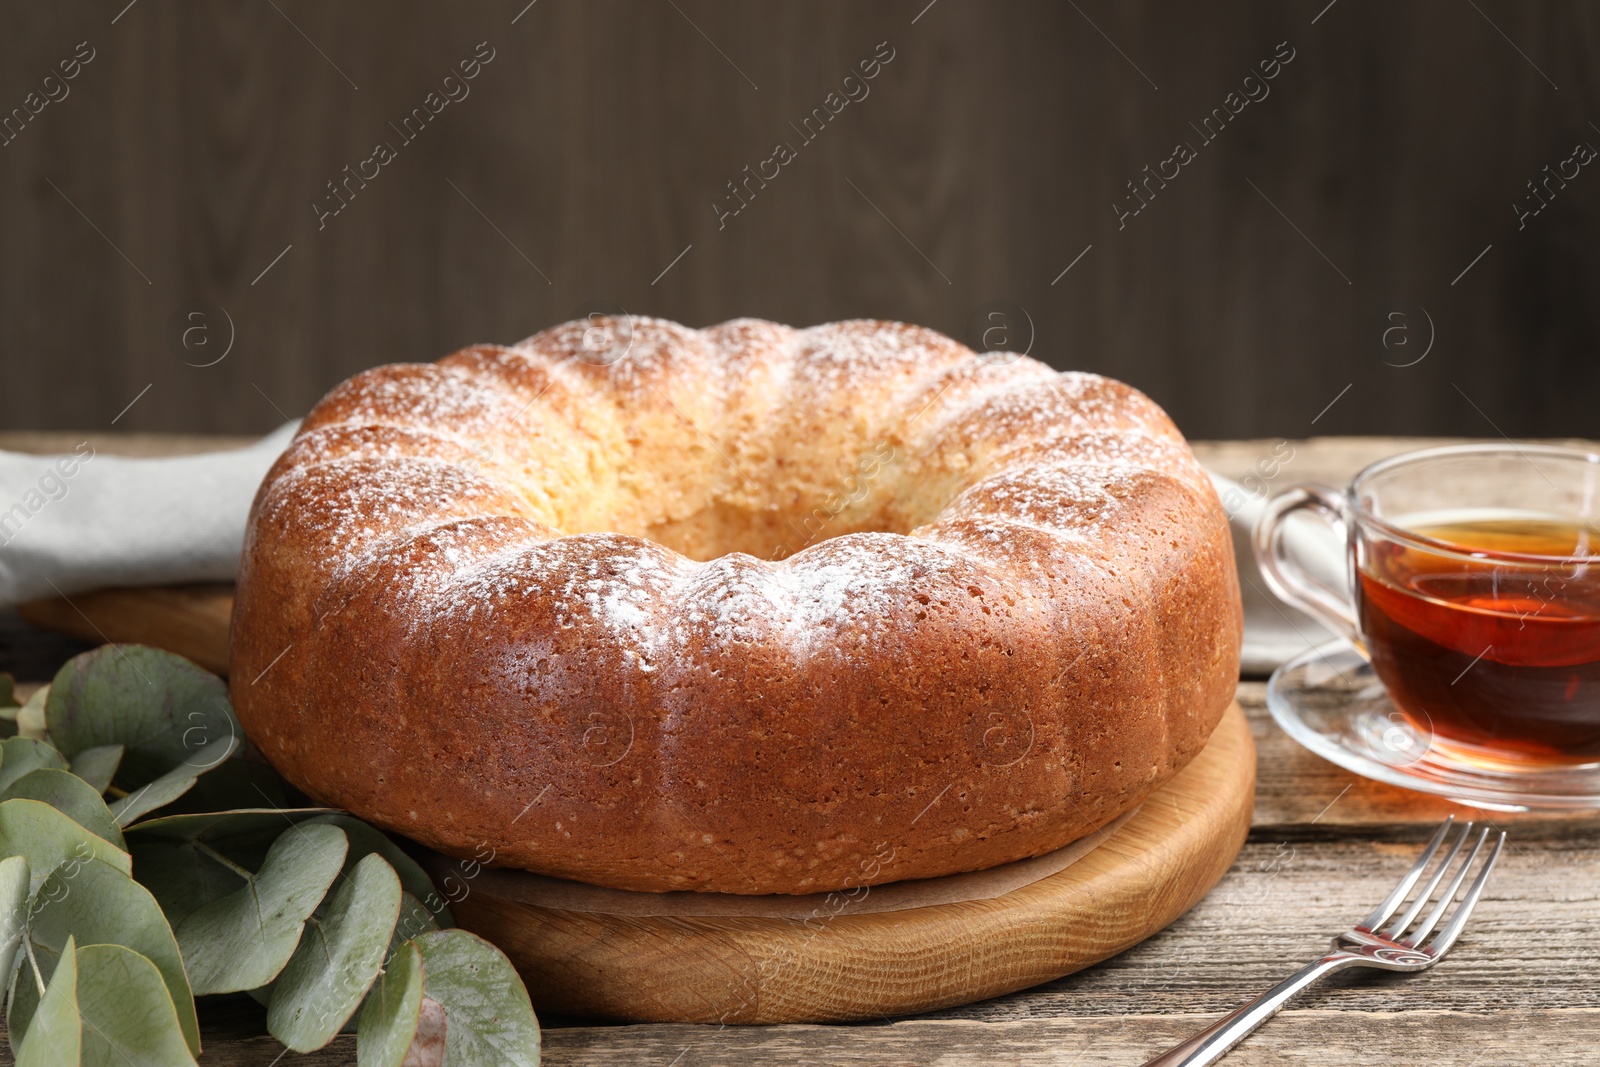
[447,702,1254,1024]
[16,584,235,676]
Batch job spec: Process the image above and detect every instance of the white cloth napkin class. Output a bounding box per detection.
[1208,472,1347,674]
[0,430,1344,673]
[0,423,299,609]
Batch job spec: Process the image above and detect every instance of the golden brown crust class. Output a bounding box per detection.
[230,317,1241,894]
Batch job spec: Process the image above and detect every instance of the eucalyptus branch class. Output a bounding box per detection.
[22,935,45,997]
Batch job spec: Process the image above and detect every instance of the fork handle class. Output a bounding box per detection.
[1141,953,1361,1066]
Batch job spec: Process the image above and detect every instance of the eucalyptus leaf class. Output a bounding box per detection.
[127,807,342,885]
[0,738,68,793]
[1,768,125,849]
[356,940,425,1067]
[349,893,440,1040]
[22,857,201,1056]
[0,855,28,987]
[130,839,245,929]
[125,807,341,841]
[14,686,47,741]
[45,644,239,785]
[129,808,339,929]
[76,943,198,1067]
[0,798,131,894]
[15,933,77,1067]
[109,732,241,827]
[112,771,199,826]
[392,891,441,948]
[4,934,54,1061]
[310,813,454,927]
[175,822,348,994]
[159,754,292,814]
[415,929,541,1067]
[268,853,403,1051]
[69,744,124,794]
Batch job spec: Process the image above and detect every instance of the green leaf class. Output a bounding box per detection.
[392,891,441,947]
[0,798,131,894]
[357,940,425,1067]
[268,853,403,1051]
[415,929,541,1067]
[175,822,348,994]
[134,810,346,886]
[69,745,124,794]
[0,738,68,793]
[130,840,243,929]
[125,807,341,841]
[158,755,292,814]
[20,858,200,1056]
[347,892,440,1042]
[1,769,125,849]
[310,813,454,927]
[75,943,198,1066]
[14,686,47,741]
[0,855,29,992]
[45,644,238,786]
[129,809,339,929]
[6,936,52,1060]
[108,733,241,827]
[15,934,77,1067]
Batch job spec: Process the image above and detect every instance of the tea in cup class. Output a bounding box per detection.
[1255,444,1600,767]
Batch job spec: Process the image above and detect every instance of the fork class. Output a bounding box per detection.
[1142,816,1505,1066]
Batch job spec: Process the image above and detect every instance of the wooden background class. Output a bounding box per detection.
[1,0,1596,441]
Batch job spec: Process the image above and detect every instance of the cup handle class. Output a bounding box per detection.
[1251,483,1362,649]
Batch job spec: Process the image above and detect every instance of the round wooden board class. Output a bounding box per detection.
[450,701,1255,1024]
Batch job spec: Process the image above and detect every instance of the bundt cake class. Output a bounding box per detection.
[230,317,1241,895]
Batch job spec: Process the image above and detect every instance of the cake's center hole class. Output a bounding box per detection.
[641,497,911,562]
[568,440,948,563]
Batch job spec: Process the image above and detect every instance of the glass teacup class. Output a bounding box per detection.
[1254,443,1600,769]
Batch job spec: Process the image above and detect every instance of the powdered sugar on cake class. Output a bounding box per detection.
[262,320,1210,664]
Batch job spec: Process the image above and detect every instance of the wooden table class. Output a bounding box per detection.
[1,434,1596,1065]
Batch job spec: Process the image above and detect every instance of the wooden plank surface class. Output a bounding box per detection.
[15,583,234,676]
[0,433,1596,1064]
[78,1009,1599,1067]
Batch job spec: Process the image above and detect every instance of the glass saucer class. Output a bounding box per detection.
[1265,640,1600,812]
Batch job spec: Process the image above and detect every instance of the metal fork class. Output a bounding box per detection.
[1143,816,1505,1066]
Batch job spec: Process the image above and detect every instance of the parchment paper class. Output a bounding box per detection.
[424,806,1139,920]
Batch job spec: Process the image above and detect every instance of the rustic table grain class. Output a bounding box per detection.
[0,434,1595,1066]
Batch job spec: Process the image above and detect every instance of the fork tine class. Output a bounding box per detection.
[1360,815,1454,930]
[1425,830,1506,956]
[1384,820,1473,939]
[1406,827,1490,946]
